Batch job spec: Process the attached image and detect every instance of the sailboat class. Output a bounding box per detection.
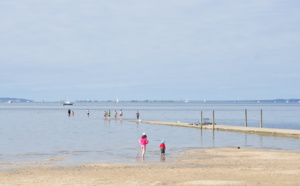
[62,96,74,106]
[63,101,73,106]
[63,96,74,106]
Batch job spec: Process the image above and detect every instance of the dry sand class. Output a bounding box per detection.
[1,148,300,185]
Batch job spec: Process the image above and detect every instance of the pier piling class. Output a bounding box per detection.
[260,109,263,128]
[245,109,248,127]
[200,111,203,129]
[212,110,215,129]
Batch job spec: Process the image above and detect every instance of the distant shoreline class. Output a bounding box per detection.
[2,98,300,103]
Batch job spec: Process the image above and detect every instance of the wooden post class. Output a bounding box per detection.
[245,109,248,127]
[212,110,215,129]
[260,109,263,128]
[200,111,203,129]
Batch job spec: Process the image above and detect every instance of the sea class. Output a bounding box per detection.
[0,102,300,167]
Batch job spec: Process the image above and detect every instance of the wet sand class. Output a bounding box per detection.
[1,148,300,185]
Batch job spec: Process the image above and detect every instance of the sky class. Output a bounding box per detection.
[1,0,300,102]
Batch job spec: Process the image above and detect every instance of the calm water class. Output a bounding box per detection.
[0,102,300,166]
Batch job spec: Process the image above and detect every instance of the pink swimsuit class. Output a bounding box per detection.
[140,138,148,146]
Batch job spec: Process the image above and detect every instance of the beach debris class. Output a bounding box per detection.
[189,122,215,126]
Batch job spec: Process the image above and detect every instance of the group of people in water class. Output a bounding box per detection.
[102,110,140,120]
[67,109,140,121]
[67,109,124,119]
[103,109,123,120]
[67,109,74,116]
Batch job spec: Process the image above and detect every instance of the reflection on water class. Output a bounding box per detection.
[160,155,166,162]
[0,102,299,166]
[199,128,300,151]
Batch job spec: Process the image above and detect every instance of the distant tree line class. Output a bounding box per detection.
[0,97,33,103]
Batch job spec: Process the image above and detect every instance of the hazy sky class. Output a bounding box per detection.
[1,0,300,101]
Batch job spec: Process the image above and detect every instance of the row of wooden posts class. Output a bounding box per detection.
[200,109,263,129]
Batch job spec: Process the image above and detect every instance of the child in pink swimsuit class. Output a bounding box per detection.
[139,133,149,158]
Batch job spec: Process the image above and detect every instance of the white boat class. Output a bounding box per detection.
[63,101,73,106]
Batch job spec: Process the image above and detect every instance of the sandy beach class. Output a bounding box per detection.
[1,148,300,185]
